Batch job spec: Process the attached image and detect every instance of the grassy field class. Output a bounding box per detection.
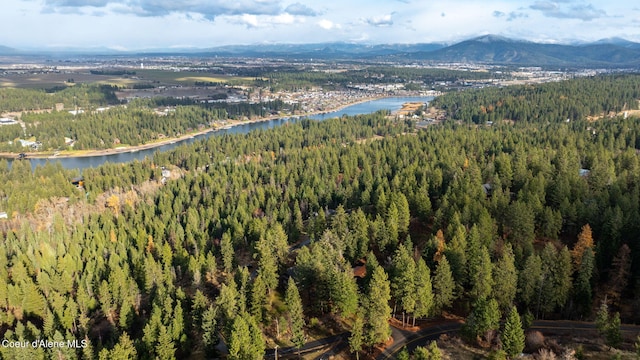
[0,69,256,89]
[135,69,254,85]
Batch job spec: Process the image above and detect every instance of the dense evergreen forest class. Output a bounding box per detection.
[0,85,120,113]
[431,74,640,124]
[0,85,293,152]
[1,75,640,359]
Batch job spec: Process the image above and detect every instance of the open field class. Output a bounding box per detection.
[0,69,255,89]
[0,72,139,88]
[135,69,254,85]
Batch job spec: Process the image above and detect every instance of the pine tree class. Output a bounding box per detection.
[501,307,525,358]
[250,273,267,323]
[201,306,218,352]
[470,246,493,301]
[414,346,431,360]
[427,341,442,360]
[605,312,622,349]
[573,248,594,316]
[349,312,364,360]
[518,254,542,308]
[156,325,176,360]
[412,342,442,360]
[256,239,278,294]
[285,277,306,353]
[492,244,518,310]
[397,347,410,360]
[331,270,359,317]
[608,244,631,307]
[391,243,416,326]
[221,231,234,274]
[464,298,500,341]
[413,258,434,324]
[363,265,392,347]
[596,298,610,335]
[229,314,249,360]
[572,224,594,268]
[433,255,455,313]
[392,192,411,235]
[386,202,400,246]
[216,279,238,326]
[110,333,137,360]
[247,314,266,360]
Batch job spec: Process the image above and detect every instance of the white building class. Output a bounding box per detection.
[0,117,18,125]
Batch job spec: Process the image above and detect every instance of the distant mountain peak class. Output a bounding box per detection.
[470,34,523,44]
[0,45,16,54]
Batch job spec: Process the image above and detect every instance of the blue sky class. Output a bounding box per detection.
[3,0,640,50]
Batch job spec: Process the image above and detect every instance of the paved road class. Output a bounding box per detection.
[376,322,462,360]
[264,332,348,359]
[264,319,639,360]
[375,320,640,360]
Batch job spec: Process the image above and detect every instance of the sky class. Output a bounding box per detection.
[3,0,640,50]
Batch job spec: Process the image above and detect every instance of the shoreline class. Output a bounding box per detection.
[0,94,427,160]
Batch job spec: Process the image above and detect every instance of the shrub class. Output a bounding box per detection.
[526,331,545,352]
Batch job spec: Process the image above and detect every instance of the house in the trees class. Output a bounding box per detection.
[71,176,84,188]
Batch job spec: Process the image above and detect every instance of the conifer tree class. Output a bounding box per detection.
[363,265,392,347]
[608,244,631,307]
[228,314,251,360]
[250,273,267,323]
[413,257,434,325]
[463,298,500,341]
[285,277,306,353]
[391,243,416,326]
[574,248,594,315]
[606,312,622,349]
[492,244,518,310]
[392,192,411,235]
[228,312,265,360]
[386,202,400,246]
[201,306,218,352]
[572,224,594,268]
[221,231,234,274]
[470,246,493,301]
[596,298,610,335]
[349,312,364,360]
[156,325,176,360]
[110,333,137,360]
[518,254,542,308]
[397,347,410,360]
[413,341,442,360]
[428,341,442,360]
[433,255,455,313]
[501,307,525,358]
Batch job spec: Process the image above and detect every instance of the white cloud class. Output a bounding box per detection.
[318,19,337,30]
[529,1,607,21]
[365,14,393,27]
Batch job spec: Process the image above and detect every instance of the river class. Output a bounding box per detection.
[14,96,432,171]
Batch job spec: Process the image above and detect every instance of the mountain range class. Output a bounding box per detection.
[404,35,640,67]
[2,35,640,67]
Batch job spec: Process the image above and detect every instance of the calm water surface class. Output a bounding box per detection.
[16,96,432,171]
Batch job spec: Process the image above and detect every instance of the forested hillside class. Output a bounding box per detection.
[1,75,639,359]
[0,85,119,113]
[0,84,292,152]
[431,74,640,124]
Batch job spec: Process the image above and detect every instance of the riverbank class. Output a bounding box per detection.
[0,95,392,160]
